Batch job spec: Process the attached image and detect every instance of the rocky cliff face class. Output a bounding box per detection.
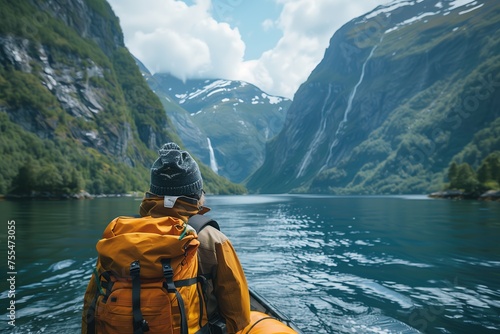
[0,0,184,194]
[3,38,124,158]
[247,0,500,194]
[0,0,174,161]
[33,0,123,57]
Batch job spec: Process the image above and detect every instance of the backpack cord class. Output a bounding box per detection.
[130,261,150,334]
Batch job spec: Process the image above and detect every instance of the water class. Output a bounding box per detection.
[1,195,499,333]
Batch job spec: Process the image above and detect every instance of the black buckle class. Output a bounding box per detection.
[162,261,173,279]
[140,319,150,332]
[130,260,140,276]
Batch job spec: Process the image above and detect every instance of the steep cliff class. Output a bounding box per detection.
[247,0,500,194]
[0,0,243,195]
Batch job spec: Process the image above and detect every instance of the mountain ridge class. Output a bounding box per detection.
[141,70,291,183]
[247,0,500,194]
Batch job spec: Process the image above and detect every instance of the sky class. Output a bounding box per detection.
[107,0,391,99]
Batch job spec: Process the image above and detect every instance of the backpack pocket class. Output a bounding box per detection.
[95,281,173,334]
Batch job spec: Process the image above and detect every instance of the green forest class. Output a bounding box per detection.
[445,151,500,197]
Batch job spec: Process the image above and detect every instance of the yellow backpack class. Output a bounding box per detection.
[84,215,209,334]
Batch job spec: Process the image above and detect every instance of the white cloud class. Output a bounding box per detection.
[108,0,245,81]
[261,18,275,31]
[238,0,389,98]
[108,0,389,98]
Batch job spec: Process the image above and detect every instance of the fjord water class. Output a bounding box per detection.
[1,195,499,334]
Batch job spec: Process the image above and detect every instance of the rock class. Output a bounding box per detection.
[479,190,500,201]
[429,189,500,201]
[428,190,466,199]
[71,191,94,200]
[0,36,32,72]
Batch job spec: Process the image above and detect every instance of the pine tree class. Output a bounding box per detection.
[455,163,480,194]
[477,152,500,188]
[477,163,490,184]
[10,158,38,195]
[447,161,459,189]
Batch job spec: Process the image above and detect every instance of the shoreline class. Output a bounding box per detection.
[3,191,500,201]
[428,189,500,201]
[1,191,145,201]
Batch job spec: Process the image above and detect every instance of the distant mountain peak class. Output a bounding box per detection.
[170,78,286,108]
[143,72,291,183]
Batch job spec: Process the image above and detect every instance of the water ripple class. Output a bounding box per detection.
[2,195,499,333]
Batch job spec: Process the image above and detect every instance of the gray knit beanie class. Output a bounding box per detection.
[149,143,203,198]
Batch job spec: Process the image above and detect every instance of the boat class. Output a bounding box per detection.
[246,288,302,334]
[248,288,422,334]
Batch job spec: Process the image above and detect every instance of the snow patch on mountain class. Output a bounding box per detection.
[385,10,441,34]
[369,0,479,21]
[448,0,479,11]
[263,93,283,105]
[365,0,415,20]
[249,93,284,105]
[190,110,202,116]
[379,0,483,34]
[178,79,234,104]
[168,77,287,109]
[175,93,187,100]
[457,3,483,15]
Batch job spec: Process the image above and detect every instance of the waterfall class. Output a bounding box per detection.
[296,84,334,178]
[207,137,218,174]
[324,41,380,169]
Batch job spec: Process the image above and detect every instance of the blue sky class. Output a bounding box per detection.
[108,0,390,99]
[209,0,283,59]
[180,0,283,59]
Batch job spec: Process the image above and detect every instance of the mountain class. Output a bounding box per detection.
[247,0,500,194]
[143,72,291,183]
[0,0,244,196]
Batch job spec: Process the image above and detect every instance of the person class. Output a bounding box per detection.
[82,142,251,334]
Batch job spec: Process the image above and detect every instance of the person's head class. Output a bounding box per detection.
[149,142,204,200]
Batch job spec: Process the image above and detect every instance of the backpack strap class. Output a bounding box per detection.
[162,259,189,334]
[86,269,100,334]
[188,214,223,332]
[186,214,220,283]
[188,214,220,233]
[130,261,149,334]
[87,268,110,334]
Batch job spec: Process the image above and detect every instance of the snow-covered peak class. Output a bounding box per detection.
[173,78,289,110]
[179,79,235,104]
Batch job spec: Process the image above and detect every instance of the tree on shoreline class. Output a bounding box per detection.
[446,151,500,195]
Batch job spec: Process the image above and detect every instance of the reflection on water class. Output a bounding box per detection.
[207,194,290,206]
[1,195,499,333]
[214,195,500,334]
